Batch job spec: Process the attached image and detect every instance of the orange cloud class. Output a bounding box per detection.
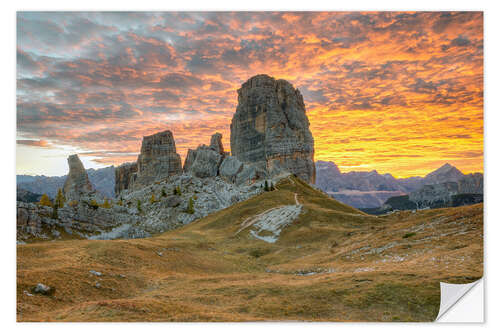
[16,12,483,178]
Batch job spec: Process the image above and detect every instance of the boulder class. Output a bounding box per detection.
[184,133,225,178]
[63,154,94,201]
[230,74,316,184]
[165,196,182,208]
[219,156,244,183]
[32,283,54,296]
[190,146,222,178]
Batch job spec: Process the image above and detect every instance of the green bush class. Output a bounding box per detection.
[186,197,195,214]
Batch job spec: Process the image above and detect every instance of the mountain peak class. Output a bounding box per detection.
[424,162,464,184]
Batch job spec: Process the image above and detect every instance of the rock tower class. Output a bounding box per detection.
[63,154,94,201]
[230,74,315,183]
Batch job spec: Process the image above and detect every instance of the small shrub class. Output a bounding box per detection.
[150,193,156,204]
[39,194,52,207]
[101,199,111,209]
[264,181,269,192]
[186,197,195,214]
[161,188,167,197]
[55,188,65,208]
[174,186,182,196]
[117,198,123,206]
[89,199,99,209]
[403,232,417,239]
[137,199,142,213]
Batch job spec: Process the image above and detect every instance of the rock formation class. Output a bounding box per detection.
[408,172,483,209]
[230,74,315,184]
[219,156,243,183]
[115,162,137,196]
[133,130,183,189]
[63,154,94,201]
[423,163,464,185]
[209,132,224,154]
[183,133,226,178]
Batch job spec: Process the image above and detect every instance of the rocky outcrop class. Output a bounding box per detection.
[63,154,94,201]
[132,130,182,189]
[209,132,224,154]
[17,167,115,199]
[16,200,143,242]
[183,133,226,178]
[219,156,244,183]
[17,188,42,203]
[458,173,483,194]
[423,163,464,185]
[183,149,197,173]
[115,162,137,196]
[409,182,460,208]
[230,74,315,184]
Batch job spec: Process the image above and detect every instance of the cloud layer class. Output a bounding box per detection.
[17,12,483,177]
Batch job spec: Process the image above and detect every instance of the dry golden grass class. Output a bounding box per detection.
[17,176,483,322]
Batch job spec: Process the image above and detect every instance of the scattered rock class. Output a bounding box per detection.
[32,283,54,296]
[89,270,102,276]
[164,196,182,207]
[95,282,101,288]
[23,290,33,297]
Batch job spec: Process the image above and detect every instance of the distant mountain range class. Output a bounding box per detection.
[16,161,482,210]
[17,166,115,199]
[315,161,482,208]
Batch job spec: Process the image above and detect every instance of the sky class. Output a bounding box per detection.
[16,11,483,177]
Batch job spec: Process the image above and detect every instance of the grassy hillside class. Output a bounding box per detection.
[17,176,483,322]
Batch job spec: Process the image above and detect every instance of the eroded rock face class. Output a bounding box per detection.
[133,130,182,188]
[63,154,94,201]
[115,162,137,197]
[219,156,244,183]
[209,132,224,154]
[230,74,315,184]
[183,149,197,173]
[184,133,226,178]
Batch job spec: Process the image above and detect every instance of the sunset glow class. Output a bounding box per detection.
[16,12,483,177]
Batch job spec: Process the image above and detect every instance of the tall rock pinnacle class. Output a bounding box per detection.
[230,74,316,183]
[133,130,183,188]
[63,154,94,201]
